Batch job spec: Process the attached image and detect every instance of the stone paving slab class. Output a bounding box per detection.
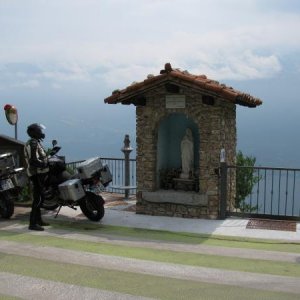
[1,240,300,295]
[44,207,300,242]
[10,205,300,242]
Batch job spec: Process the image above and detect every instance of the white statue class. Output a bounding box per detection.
[180,128,194,179]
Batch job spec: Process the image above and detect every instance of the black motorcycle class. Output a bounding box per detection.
[41,141,112,222]
[0,153,27,219]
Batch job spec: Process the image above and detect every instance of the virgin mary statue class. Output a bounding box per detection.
[180,128,194,179]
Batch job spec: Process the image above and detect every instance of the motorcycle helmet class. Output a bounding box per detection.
[27,123,46,140]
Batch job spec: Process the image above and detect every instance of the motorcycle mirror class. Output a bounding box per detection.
[52,140,58,147]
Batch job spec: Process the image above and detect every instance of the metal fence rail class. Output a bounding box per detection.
[222,164,300,220]
[66,157,136,195]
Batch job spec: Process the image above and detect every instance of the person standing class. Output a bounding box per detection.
[24,123,49,231]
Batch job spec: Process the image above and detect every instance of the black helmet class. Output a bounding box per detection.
[27,123,46,140]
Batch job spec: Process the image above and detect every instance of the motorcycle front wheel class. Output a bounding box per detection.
[0,191,15,219]
[79,191,105,222]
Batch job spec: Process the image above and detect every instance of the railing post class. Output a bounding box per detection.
[220,161,228,220]
[121,134,133,199]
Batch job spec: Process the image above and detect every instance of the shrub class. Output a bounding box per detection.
[235,150,260,212]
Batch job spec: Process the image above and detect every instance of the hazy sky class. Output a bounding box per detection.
[1,0,300,164]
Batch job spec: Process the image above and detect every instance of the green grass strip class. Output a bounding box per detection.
[0,254,299,300]
[1,230,300,278]
[0,294,21,300]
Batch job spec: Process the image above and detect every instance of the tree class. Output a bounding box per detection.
[235,151,260,212]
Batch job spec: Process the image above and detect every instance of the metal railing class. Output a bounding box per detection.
[68,158,300,219]
[66,157,137,196]
[220,163,300,220]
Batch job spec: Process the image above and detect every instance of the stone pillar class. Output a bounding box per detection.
[121,134,133,199]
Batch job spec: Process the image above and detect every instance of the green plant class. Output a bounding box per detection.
[17,183,33,203]
[235,151,260,212]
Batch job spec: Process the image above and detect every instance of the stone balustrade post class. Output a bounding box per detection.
[121,134,133,199]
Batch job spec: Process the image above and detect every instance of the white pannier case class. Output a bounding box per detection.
[77,157,103,180]
[0,153,15,173]
[58,179,85,201]
[101,164,112,186]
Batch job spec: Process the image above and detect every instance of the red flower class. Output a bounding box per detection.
[4,104,12,111]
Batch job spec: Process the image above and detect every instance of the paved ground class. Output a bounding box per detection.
[43,192,300,242]
[1,240,300,295]
[0,195,299,299]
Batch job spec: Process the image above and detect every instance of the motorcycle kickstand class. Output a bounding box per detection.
[54,205,62,218]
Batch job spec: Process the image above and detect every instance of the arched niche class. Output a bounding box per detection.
[156,113,199,188]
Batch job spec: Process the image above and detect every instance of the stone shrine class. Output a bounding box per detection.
[104,63,262,219]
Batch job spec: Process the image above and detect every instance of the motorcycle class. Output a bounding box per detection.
[0,153,27,219]
[41,140,112,222]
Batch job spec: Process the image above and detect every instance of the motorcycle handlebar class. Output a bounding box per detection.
[49,146,61,156]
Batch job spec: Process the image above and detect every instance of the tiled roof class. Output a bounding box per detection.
[104,63,262,108]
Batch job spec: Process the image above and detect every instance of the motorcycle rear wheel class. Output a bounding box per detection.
[79,191,105,222]
[41,200,59,210]
[41,189,60,210]
[0,191,15,219]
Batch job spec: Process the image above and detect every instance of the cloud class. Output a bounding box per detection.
[100,64,158,89]
[182,50,282,80]
[0,0,300,86]
[0,62,92,90]
[51,83,62,89]
[37,63,91,82]
[11,79,40,88]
